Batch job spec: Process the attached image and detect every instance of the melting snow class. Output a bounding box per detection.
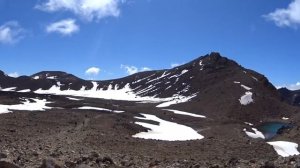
[146,72,170,84]
[181,69,188,75]
[163,109,206,118]
[199,60,204,70]
[34,82,196,106]
[77,106,112,112]
[267,141,300,157]
[47,76,57,79]
[67,97,83,101]
[241,84,252,90]
[156,94,197,108]
[239,91,253,105]
[165,86,172,90]
[77,106,124,113]
[0,99,52,114]
[17,89,31,93]
[132,113,204,141]
[243,128,265,139]
[1,87,16,91]
[132,74,156,84]
[113,110,125,113]
[169,70,189,80]
[136,85,155,95]
[252,76,258,81]
[244,122,254,126]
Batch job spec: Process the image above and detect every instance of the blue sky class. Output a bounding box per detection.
[0,0,300,89]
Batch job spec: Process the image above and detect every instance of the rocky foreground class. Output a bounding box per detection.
[0,93,297,168]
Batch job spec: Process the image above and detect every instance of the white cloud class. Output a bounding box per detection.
[46,19,79,36]
[277,82,300,90]
[171,63,181,68]
[0,21,25,44]
[85,67,100,76]
[7,72,19,78]
[36,0,124,22]
[121,65,151,75]
[264,0,300,28]
[121,65,138,75]
[171,62,186,68]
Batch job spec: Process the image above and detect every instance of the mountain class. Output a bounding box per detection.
[279,87,300,106]
[0,52,300,167]
[0,52,292,122]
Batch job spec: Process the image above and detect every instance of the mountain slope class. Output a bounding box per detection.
[0,52,295,122]
[279,88,300,106]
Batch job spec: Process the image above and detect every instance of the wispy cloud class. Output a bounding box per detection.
[277,82,300,90]
[85,67,100,76]
[36,0,124,22]
[0,21,25,44]
[170,63,181,68]
[121,65,151,75]
[264,0,300,28]
[46,19,79,36]
[121,65,138,75]
[7,72,19,78]
[140,67,151,71]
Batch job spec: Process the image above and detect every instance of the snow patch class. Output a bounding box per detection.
[146,72,170,84]
[77,106,124,113]
[33,76,39,80]
[244,122,254,126]
[47,76,57,79]
[199,60,204,70]
[181,69,188,75]
[132,113,204,141]
[34,83,197,106]
[267,141,300,157]
[163,109,206,118]
[156,93,197,108]
[241,84,252,91]
[252,76,258,81]
[1,87,16,91]
[243,128,265,139]
[282,117,289,120]
[234,81,241,84]
[17,89,31,93]
[239,91,253,105]
[67,97,83,101]
[77,106,111,112]
[0,99,52,114]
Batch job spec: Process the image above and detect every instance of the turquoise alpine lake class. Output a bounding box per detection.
[257,122,293,140]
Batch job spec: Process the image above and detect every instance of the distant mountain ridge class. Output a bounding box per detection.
[279,88,300,106]
[0,52,296,122]
[0,52,276,97]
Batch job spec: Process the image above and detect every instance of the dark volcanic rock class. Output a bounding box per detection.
[0,152,7,159]
[39,159,62,168]
[279,87,300,106]
[0,161,20,168]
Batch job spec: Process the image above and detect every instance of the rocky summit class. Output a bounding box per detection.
[0,52,300,168]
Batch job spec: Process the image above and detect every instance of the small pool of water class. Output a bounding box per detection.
[257,122,293,140]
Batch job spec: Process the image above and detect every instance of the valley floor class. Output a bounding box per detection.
[0,92,299,167]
